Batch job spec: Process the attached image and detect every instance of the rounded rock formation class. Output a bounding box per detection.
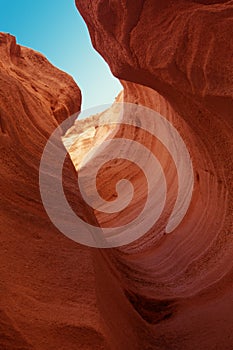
[74,1,233,349]
[0,33,108,350]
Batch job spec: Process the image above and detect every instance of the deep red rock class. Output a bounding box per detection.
[75,1,233,349]
[0,33,108,350]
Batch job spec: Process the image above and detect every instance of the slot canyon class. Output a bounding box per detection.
[0,1,233,349]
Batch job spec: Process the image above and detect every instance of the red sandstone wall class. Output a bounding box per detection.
[75,1,233,349]
[0,33,108,350]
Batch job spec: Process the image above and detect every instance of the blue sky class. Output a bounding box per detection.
[0,0,122,110]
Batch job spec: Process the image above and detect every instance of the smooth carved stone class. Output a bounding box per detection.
[75,1,233,349]
[0,33,108,350]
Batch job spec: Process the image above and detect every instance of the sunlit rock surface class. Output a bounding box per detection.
[75,1,233,349]
[1,0,233,347]
[0,33,108,350]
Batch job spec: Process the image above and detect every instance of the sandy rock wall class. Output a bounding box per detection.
[75,1,233,349]
[0,33,108,350]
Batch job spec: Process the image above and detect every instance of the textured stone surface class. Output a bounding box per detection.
[1,0,233,347]
[75,1,233,348]
[0,33,108,350]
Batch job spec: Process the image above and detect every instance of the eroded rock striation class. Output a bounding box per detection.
[1,0,233,348]
[0,33,108,350]
[74,1,233,349]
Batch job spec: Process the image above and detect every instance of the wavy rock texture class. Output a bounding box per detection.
[75,1,233,349]
[0,33,109,350]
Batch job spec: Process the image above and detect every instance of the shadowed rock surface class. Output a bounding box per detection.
[0,33,109,350]
[74,1,233,349]
[1,0,233,348]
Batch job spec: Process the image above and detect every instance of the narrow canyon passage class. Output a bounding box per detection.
[62,80,232,349]
[0,0,233,349]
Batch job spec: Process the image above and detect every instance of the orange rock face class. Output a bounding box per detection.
[0,33,109,350]
[74,1,233,349]
[1,0,233,347]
